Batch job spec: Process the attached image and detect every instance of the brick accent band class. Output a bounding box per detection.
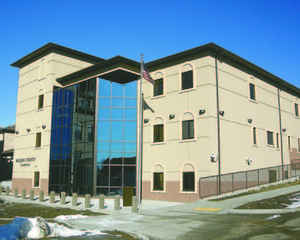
[12,178,49,195]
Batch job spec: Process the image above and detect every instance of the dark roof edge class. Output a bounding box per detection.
[11,43,104,68]
[146,42,300,98]
[57,56,140,85]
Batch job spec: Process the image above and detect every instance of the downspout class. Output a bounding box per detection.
[277,88,284,180]
[215,55,221,195]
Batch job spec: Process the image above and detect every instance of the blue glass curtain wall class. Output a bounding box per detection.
[96,79,137,195]
[49,78,96,194]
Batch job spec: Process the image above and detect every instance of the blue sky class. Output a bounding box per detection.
[0,0,299,126]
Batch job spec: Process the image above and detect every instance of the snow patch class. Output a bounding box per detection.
[54,214,89,221]
[266,214,281,220]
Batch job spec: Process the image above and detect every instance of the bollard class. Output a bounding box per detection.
[39,190,44,202]
[85,194,91,208]
[6,187,10,196]
[22,189,26,199]
[99,194,105,209]
[29,189,35,200]
[60,192,66,205]
[72,193,78,207]
[50,191,55,204]
[14,189,19,198]
[114,195,120,210]
[131,196,138,213]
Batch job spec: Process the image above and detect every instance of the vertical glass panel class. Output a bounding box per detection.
[125,142,136,153]
[125,98,137,108]
[124,121,136,141]
[110,142,124,153]
[97,152,110,165]
[112,82,124,97]
[99,97,111,108]
[99,79,111,97]
[98,108,111,120]
[112,97,124,108]
[97,141,110,152]
[110,152,123,165]
[125,108,137,120]
[111,121,124,141]
[110,166,122,186]
[97,165,109,186]
[125,81,137,97]
[124,166,136,186]
[98,121,111,141]
[124,153,136,165]
[111,109,123,120]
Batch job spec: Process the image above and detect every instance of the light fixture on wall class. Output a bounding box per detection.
[15,131,19,135]
[26,128,31,133]
[219,111,224,116]
[169,114,175,120]
[210,153,217,163]
[199,109,206,115]
[248,118,253,124]
[246,158,253,166]
[282,128,286,132]
[42,125,46,129]
[144,119,149,124]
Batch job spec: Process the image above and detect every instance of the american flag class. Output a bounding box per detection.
[142,63,154,85]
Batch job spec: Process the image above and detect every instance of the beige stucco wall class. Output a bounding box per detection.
[141,55,300,201]
[13,52,93,194]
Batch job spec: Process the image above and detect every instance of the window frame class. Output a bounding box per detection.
[249,83,256,101]
[182,119,194,140]
[276,133,279,148]
[182,171,195,192]
[153,172,164,191]
[267,131,274,146]
[153,78,164,97]
[181,66,194,91]
[38,94,44,110]
[288,136,291,150]
[295,103,299,117]
[253,127,257,145]
[153,124,164,143]
[35,132,42,148]
[33,171,40,188]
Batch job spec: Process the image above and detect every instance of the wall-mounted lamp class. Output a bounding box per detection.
[210,153,217,163]
[219,111,225,116]
[169,114,175,120]
[246,158,253,166]
[26,128,31,133]
[199,109,206,115]
[42,125,46,129]
[282,128,286,132]
[248,118,253,124]
[144,119,149,124]
[15,131,19,135]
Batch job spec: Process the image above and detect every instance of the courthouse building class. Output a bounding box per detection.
[11,42,300,202]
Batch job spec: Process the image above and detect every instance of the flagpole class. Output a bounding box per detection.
[138,54,144,211]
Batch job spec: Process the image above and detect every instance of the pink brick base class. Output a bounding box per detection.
[142,181,198,202]
[12,178,49,195]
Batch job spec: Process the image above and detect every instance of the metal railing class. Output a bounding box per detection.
[199,163,300,198]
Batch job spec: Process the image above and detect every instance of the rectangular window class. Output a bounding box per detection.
[153,78,163,96]
[181,70,193,90]
[182,120,194,140]
[298,138,300,152]
[267,131,274,146]
[276,133,279,148]
[153,172,164,191]
[253,127,257,145]
[34,171,40,187]
[87,124,94,142]
[295,103,299,117]
[249,83,256,100]
[38,94,44,110]
[36,132,42,147]
[75,123,83,140]
[183,172,195,192]
[288,136,291,150]
[153,124,164,143]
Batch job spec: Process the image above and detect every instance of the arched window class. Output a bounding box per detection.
[153,164,164,191]
[181,64,193,90]
[153,72,164,97]
[182,113,194,140]
[153,117,164,143]
[182,164,195,192]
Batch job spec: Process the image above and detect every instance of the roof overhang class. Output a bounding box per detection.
[57,56,140,86]
[11,43,104,68]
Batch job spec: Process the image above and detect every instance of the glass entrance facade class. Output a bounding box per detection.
[49,77,137,195]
